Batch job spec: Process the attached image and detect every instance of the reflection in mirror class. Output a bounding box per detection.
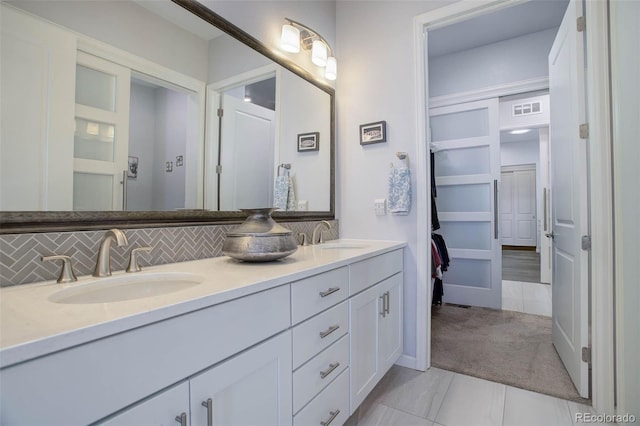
[0,0,333,230]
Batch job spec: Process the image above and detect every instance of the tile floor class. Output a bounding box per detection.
[346,365,604,426]
[344,280,591,426]
[502,280,552,317]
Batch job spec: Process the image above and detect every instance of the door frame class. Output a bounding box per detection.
[412,0,614,414]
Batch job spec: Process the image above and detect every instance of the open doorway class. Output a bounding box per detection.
[424,0,587,403]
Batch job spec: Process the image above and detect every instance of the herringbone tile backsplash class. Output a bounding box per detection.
[0,220,339,287]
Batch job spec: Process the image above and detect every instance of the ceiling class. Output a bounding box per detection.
[428,0,569,57]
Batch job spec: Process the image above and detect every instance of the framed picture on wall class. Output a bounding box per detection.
[127,156,138,179]
[297,132,320,152]
[360,120,387,145]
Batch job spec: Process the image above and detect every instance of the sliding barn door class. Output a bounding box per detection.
[430,98,502,309]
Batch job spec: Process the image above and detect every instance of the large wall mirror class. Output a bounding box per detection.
[0,0,334,232]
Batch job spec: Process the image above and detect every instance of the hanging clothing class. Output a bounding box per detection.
[432,233,450,272]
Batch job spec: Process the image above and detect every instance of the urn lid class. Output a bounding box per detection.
[226,208,293,237]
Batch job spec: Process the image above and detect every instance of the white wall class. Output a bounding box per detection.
[279,69,331,211]
[7,0,209,82]
[429,28,556,97]
[336,0,457,361]
[128,83,157,211]
[610,0,640,417]
[153,89,188,211]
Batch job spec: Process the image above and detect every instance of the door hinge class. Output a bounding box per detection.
[216,164,222,174]
[582,346,591,363]
[217,108,224,117]
[581,235,592,251]
[579,123,589,139]
[577,16,586,32]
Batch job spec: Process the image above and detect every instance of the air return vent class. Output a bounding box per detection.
[512,101,542,117]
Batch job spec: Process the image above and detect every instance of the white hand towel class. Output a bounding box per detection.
[388,166,411,215]
[274,176,289,210]
[286,175,297,211]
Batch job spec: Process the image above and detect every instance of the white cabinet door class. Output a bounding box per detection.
[99,382,189,426]
[349,273,403,414]
[190,331,293,426]
[378,273,403,373]
[349,283,382,414]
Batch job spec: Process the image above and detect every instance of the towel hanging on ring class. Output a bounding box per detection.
[388,166,411,215]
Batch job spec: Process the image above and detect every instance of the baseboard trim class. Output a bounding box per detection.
[502,245,536,251]
[395,354,418,370]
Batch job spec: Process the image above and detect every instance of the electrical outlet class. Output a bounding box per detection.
[374,198,386,216]
[297,200,308,211]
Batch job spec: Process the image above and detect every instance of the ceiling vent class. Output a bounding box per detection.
[512,101,542,117]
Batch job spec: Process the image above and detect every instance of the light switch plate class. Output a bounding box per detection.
[374,198,386,215]
[297,200,308,211]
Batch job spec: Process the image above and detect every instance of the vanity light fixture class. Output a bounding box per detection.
[280,18,337,80]
[509,128,532,135]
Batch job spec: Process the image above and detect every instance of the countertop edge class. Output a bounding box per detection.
[0,240,407,369]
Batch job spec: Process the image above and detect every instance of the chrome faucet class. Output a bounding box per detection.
[93,229,128,277]
[311,221,332,245]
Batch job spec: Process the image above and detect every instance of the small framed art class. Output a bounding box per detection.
[297,132,320,152]
[360,121,387,145]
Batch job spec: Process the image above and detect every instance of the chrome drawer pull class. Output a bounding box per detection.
[319,287,340,297]
[201,398,213,426]
[319,324,339,339]
[320,362,340,379]
[320,409,341,426]
[175,412,187,426]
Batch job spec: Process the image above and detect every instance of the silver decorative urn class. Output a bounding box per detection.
[222,208,298,261]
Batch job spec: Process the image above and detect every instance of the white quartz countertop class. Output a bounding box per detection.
[0,239,405,368]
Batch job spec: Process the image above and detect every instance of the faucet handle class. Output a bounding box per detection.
[41,255,78,283]
[298,233,308,246]
[126,246,152,273]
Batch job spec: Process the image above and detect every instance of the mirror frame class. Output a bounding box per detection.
[0,0,335,234]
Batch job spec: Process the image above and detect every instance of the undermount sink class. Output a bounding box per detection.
[319,242,370,249]
[48,272,204,304]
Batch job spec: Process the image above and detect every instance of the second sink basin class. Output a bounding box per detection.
[49,272,204,304]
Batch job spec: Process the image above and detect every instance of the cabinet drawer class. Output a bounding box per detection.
[291,266,349,325]
[0,285,290,426]
[292,301,348,368]
[349,249,403,295]
[293,334,349,414]
[294,369,349,426]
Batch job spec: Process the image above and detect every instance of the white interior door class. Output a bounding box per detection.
[73,51,130,211]
[501,167,537,247]
[219,94,276,211]
[430,98,502,309]
[549,0,589,398]
[0,5,76,210]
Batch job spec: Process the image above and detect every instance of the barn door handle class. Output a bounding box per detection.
[493,179,499,239]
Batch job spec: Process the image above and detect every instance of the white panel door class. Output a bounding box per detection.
[73,51,130,211]
[0,5,76,210]
[549,0,589,398]
[219,94,276,210]
[430,98,502,309]
[501,167,537,247]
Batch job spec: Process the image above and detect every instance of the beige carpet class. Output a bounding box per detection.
[431,304,589,404]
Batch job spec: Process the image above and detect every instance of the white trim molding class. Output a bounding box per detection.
[585,0,616,416]
[429,77,549,109]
